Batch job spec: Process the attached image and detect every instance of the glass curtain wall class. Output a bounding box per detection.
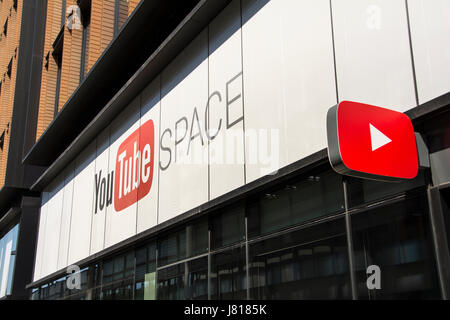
[0,224,19,299]
[31,165,442,300]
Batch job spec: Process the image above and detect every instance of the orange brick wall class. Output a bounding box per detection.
[0,0,22,189]
[88,0,115,73]
[35,0,142,139]
[36,0,64,141]
[87,0,140,74]
[128,0,141,16]
[0,0,143,187]
[118,0,129,31]
[58,0,83,112]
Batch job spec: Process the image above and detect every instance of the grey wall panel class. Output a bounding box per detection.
[33,191,49,281]
[137,77,161,233]
[67,141,96,266]
[0,230,13,297]
[57,162,75,270]
[209,0,246,199]
[90,128,110,254]
[242,0,337,183]
[408,0,450,104]
[41,176,65,277]
[104,98,140,248]
[159,29,209,223]
[332,0,417,111]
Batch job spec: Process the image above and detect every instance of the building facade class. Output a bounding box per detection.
[0,0,449,300]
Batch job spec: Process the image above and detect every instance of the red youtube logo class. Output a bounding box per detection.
[327,101,419,181]
[114,120,155,212]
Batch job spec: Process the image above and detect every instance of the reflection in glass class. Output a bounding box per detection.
[158,229,186,267]
[187,221,208,258]
[248,169,345,238]
[346,170,425,208]
[158,219,208,267]
[187,257,208,300]
[0,224,20,298]
[211,206,245,249]
[249,219,351,300]
[135,242,157,300]
[352,195,440,299]
[157,263,185,300]
[101,253,135,300]
[211,246,247,300]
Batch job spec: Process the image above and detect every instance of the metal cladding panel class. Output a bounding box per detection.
[0,229,14,297]
[90,128,111,255]
[67,141,96,266]
[408,0,450,104]
[159,29,210,224]
[332,0,417,111]
[137,77,161,234]
[242,0,337,183]
[104,98,140,248]
[208,0,246,199]
[57,163,76,270]
[33,191,49,282]
[41,176,65,278]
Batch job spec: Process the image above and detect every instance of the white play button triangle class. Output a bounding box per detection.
[370,124,392,151]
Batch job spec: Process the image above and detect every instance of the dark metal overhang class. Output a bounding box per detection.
[30,0,233,191]
[0,187,21,219]
[406,91,450,122]
[0,206,20,236]
[23,0,210,167]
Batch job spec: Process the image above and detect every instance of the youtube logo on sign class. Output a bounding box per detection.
[114,120,155,212]
[327,101,419,182]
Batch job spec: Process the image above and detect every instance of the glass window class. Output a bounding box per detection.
[135,243,157,300]
[158,228,186,267]
[186,257,208,300]
[441,188,450,253]
[248,169,345,238]
[0,223,20,299]
[351,195,441,299]
[157,263,185,300]
[211,206,246,250]
[187,220,208,258]
[40,284,49,300]
[31,288,39,300]
[158,219,208,267]
[211,246,247,300]
[346,170,426,209]
[47,279,64,300]
[101,253,135,300]
[65,267,90,300]
[249,218,351,300]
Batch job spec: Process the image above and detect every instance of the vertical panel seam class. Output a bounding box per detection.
[329,0,340,104]
[102,127,110,252]
[405,0,420,106]
[56,174,66,270]
[240,0,247,186]
[65,163,75,267]
[207,24,211,203]
[102,126,110,250]
[157,76,162,226]
[135,92,141,236]
[88,139,98,256]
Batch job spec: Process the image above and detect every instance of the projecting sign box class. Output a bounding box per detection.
[327,101,419,182]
